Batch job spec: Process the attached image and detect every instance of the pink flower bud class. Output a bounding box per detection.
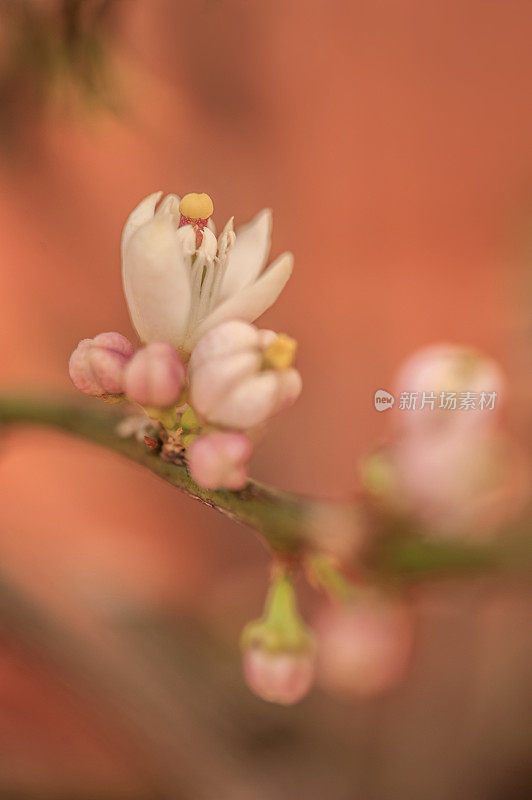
[314,596,413,698]
[393,429,530,537]
[240,574,316,705]
[123,342,185,407]
[69,332,134,397]
[242,646,315,706]
[187,431,252,490]
[393,344,504,437]
[188,320,302,430]
[369,345,526,537]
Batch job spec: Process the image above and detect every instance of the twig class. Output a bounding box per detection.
[0,392,530,580]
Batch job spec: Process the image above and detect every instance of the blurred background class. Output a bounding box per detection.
[0,1,531,798]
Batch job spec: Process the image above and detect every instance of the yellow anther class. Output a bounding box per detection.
[263,334,297,370]
[179,192,214,220]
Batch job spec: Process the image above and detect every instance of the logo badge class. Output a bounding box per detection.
[374,389,395,412]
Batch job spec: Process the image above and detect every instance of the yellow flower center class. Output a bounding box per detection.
[263,335,297,370]
[179,192,214,221]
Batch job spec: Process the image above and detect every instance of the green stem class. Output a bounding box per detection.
[0,392,530,580]
[0,392,307,555]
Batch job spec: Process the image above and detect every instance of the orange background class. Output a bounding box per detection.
[0,1,531,796]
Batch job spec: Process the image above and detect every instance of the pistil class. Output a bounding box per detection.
[178,192,214,246]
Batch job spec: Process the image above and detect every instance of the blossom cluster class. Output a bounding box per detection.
[68,192,528,708]
[68,190,418,707]
[69,191,302,491]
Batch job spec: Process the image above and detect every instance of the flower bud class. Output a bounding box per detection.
[393,344,504,437]
[240,574,316,705]
[188,320,302,430]
[368,345,524,537]
[314,594,413,698]
[392,429,530,537]
[187,431,252,490]
[124,342,185,408]
[242,647,315,707]
[69,332,134,398]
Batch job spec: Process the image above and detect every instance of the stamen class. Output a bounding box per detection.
[197,261,216,322]
[210,217,235,306]
[263,335,297,370]
[187,256,206,335]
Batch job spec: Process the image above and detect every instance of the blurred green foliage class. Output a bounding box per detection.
[0,0,121,141]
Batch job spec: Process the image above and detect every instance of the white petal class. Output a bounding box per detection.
[122,213,191,348]
[157,193,181,219]
[213,368,301,429]
[220,208,272,300]
[190,351,261,418]
[189,320,260,371]
[190,252,293,347]
[121,191,162,258]
[274,368,303,413]
[213,371,282,430]
[257,329,277,349]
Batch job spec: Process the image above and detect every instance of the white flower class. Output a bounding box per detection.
[188,320,302,430]
[121,191,293,354]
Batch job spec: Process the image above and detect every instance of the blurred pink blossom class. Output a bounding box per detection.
[393,344,504,438]
[392,429,530,537]
[367,344,531,537]
[314,596,413,698]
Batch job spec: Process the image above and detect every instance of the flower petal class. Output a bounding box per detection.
[156,193,181,221]
[190,351,261,418]
[220,208,272,300]
[274,368,303,413]
[121,191,162,258]
[210,366,301,429]
[213,371,282,429]
[189,251,293,348]
[122,213,191,348]
[189,320,260,371]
